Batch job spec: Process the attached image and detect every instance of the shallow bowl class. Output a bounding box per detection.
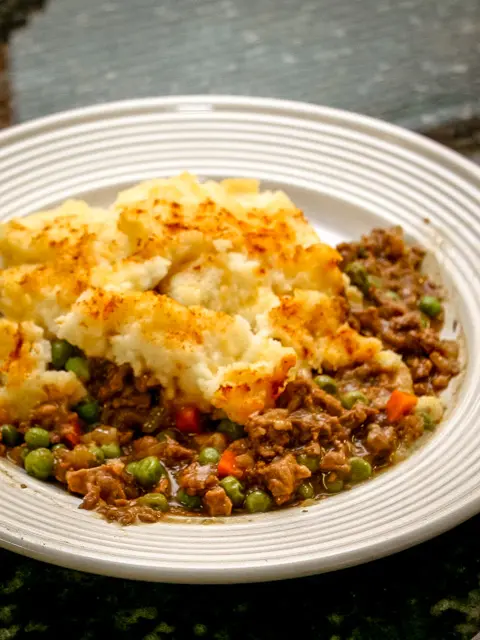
[0,96,479,583]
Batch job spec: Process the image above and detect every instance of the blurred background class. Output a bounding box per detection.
[1,0,479,149]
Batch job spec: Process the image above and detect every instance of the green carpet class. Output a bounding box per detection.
[1,514,479,639]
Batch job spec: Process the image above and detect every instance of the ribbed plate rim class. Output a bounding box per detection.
[0,95,479,583]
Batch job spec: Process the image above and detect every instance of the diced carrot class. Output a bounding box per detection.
[175,407,202,434]
[62,419,82,447]
[386,390,418,422]
[217,449,242,478]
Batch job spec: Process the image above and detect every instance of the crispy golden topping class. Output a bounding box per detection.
[0,319,85,420]
[0,173,387,422]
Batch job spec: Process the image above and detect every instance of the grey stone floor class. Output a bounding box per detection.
[10,0,480,129]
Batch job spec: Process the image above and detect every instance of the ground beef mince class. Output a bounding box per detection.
[203,486,233,517]
[338,226,460,395]
[66,461,128,509]
[0,226,460,523]
[260,454,311,505]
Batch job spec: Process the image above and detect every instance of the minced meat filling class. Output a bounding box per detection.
[337,227,459,394]
[0,227,460,523]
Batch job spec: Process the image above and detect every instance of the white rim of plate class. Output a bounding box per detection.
[0,96,479,584]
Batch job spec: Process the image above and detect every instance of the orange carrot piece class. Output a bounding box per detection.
[61,418,82,447]
[217,449,242,478]
[386,390,418,422]
[175,407,202,434]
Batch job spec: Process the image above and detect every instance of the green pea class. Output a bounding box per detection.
[324,477,344,493]
[198,447,220,465]
[156,429,177,442]
[349,457,372,483]
[131,456,165,487]
[24,448,54,480]
[340,391,369,410]
[65,356,90,382]
[1,424,20,447]
[385,290,400,300]
[297,453,320,473]
[136,493,169,512]
[217,419,245,441]
[418,295,442,318]
[126,461,139,475]
[51,339,75,370]
[314,374,337,395]
[420,412,436,431]
[24,427,50,450]
[297,481,315,500]
[244,490,272,513]
[101,442,122,459]
[75,399,100,424]
[89,445,105,464]
[345,262,370,295]
[176,488,202,510]
[219,476,245,507]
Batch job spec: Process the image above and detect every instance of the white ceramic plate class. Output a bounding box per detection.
[0,97,479,584]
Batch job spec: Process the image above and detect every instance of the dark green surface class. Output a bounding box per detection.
[1,514,479,639]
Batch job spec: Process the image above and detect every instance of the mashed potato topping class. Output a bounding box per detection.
[0,173,383,423]
[0,319,85,420]
[56,289,296,423]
